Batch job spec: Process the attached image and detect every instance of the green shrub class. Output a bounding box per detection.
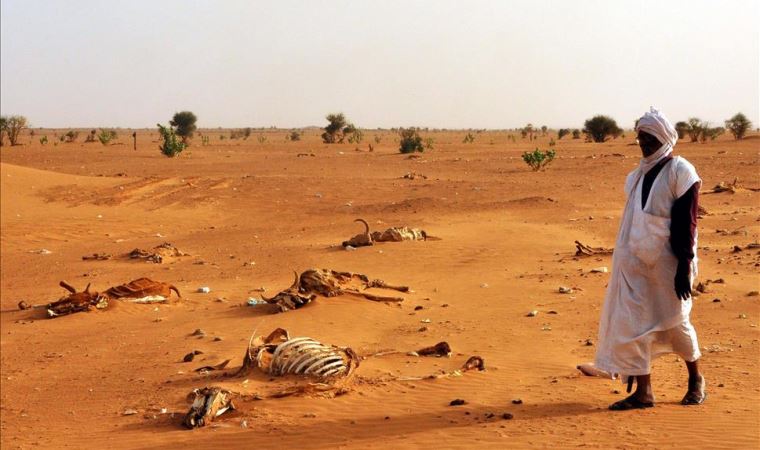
[39,135,48,145]
[322,113,347,143]
[288,130,301,141]
[398,127,424,153]
[725,113,751,140]
[522,148,556,171]
[97,129,117,145]
[686,118,706,142]
[675,121,689,140]
[85,130,97,143]
[63,130,79,143]
[462,133,475,144]
[157,123,186,157]
[257,134,267,144]
[425,137,435,150]
[583,116,621,143]
[548,138,556,147]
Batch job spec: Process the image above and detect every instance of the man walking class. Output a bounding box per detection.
[595,107,706,410]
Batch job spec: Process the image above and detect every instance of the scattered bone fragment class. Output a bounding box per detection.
[183,387,235,429]
[128,242,186,264]
[81,253,112,261]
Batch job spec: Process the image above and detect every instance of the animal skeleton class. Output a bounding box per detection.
[238,328,360,380]
[23,278,181,317]
[262,269,409,312]
[574,240,613,257]
[128,242,185,263]
[342,218,429,248]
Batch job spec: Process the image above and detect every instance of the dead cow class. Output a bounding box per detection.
[342,218,429,248]
[31,278,181,318]
[262,269,409,312]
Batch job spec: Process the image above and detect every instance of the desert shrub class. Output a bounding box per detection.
[219,135,226,140]
[257,134,267,144]
[701,126,724,142]
[425,137,435,150]
[170,111,197,143]
[201,135,210,146]
[557,129,570,140]
[322,113,349,143]
[97,129,117,145]
[548,138,556,147]
[522,123,534,140]
[243,127,252,139]
[572,129,581,139]
[346,124,363,144]
[541,125,548,135]
[39,135,48,145]
[583,115,621,143]
[398,127,424,153]
[522,148,556,171]
[157,123,186,157]
[674,121,689,140]
[3,115,28,146]
[0,117,6,146]
[462,133,475,144]
[374,134,381,144]
[63,130,79,143]
[725,113,751,140]
[288,130,301,141]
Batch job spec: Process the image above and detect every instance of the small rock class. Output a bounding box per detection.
[747,291,759,297]
[122,409,138,416]
[501,413,514,420]
[190,329,206,337]
[718,383,725,387]
[480,283,489,288]
[414,305,424,311]
[558,286,574,294]
[303,413,317,418]
[213,336,223,342]
[584,339,594,346]
[420,318,431,323]
[418,326,428,332]
[449,399,467,406]
[197,287,211,294]
[712,298,721,303]
[511,399,523,405]
[527,310,538,317]
[738,313,747,319]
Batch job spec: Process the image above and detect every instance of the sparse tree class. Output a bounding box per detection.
[572,129,581,139]
[583,115,621,143]
[674,121,689,140]
[522,123,534,141]
[725,113,751,140]
[170,111,198,144]
[541,125,548,135]
[686,118,706,143]
[288,130,301,141]
[0,116,7,146]
[4,115,28,146]
[557,128,570,140]
[321,113,348,143]
[157,123,186,157]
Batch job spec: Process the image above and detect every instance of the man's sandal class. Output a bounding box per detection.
[609,395,655,411]
[681,376,707,405]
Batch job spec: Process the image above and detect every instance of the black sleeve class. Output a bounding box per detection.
[670,182,699,264]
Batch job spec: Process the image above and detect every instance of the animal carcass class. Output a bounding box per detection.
[342,218,429,248]
[262,269,409,312]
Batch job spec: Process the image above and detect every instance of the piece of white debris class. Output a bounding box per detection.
[590,267,608,273]
[197,287,211,294]
[558,286,574,294]
[527,310,539,317]
[122,409,138,416]
[345,245,357,251]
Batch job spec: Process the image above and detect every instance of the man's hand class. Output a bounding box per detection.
[675,260,692,300]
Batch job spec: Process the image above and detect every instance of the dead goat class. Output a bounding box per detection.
[24,278,181,318]
[262,269,409,313]
[237,328,360,380]
[342,218,430,248]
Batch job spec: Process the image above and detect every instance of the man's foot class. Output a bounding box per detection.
[681,375,707,405]
[609,394,654,411]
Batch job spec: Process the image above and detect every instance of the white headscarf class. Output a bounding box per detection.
[635,107,677,174]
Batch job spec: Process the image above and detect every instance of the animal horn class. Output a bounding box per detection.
[84,283,91,293]
[59,281,77,294]
[354,218,370,235]
[290,270,300,289]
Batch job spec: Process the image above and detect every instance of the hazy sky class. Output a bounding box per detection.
[1,0,758,129]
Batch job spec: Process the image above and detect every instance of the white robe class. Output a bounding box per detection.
[595,153,701,381]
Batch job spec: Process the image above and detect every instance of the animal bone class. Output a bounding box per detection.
[238,328,359,381]
[183,387,235,429]
[262,269,408,312]
[574,240,613,257]
[417,341,452,357]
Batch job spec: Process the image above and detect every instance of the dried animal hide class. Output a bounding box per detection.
[238,328,360,380]
[417,341,452,357]
[574,240,613,257]
[262,269,408,312]
[342,219,373,248]
[46,281,108,318]
[183,387,235,429]
[128,242,185,263]
[104,277,181,301]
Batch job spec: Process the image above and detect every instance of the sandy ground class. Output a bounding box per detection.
[1,129,758,449]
